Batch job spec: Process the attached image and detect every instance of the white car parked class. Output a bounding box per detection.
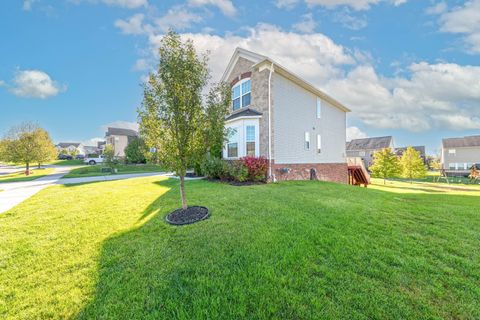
[84,155,105,165]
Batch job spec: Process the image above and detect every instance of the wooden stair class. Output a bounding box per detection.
[347,157,370,187]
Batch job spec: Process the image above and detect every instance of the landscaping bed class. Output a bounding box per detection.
[165,206,209,225]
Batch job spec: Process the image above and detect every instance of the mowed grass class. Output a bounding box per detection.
[48,159,85,166]
[0,168,55,183]
[62,164,165,178]
[1,178,479,319]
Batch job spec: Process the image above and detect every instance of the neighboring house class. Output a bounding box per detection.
[346,136,394,169]
[395,146,426,163]
[97,141,106,151]
[221,48,350,183]
[105,127,138,157]
[83,146,101,156]
[441,135,480,172]
[56,142,83,155]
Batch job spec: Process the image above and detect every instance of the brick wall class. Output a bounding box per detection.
[271,162,348,184]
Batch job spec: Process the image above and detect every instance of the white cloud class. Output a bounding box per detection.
[346,126,368,141]
[23,0,36,11]
[425,2,447,15]
[5,70,64,99]
[155,7,203,32]
[133,58,149,71]
[188,0,236,17]
[279,0,407,11]
[100,0,147,8]
[437,0,480,54]
[82,137,105,146]
[115,13,145,35]
[102,121,139,132]
[292,13,317,34]
[333,9,368,30]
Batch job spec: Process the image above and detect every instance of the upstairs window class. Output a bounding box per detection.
[316,98,322,119]
[232,79,251,111]
[448,149,456,154]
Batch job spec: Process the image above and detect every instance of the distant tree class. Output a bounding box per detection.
[425,155,440,170]
[400,146,427,183]
[138,30,209,210]
[370,148,400,185]
[0,122,48,175]
[124,137,147,164]
[32,128,57,168]
[202,83,231,158]
[103,145,118,172]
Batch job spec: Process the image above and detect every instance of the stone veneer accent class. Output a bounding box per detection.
[271,162,348,184]
[227,57,272,159]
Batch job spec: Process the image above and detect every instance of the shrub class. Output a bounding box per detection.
[201,157,227,180]
[240,156,269,182]
[228,161,249,182]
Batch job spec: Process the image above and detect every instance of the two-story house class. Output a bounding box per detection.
[441,135,480,172]
[221,48,350,183]
[346,136,394,169]
[105,127,138,157]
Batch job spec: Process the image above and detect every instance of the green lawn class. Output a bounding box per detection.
[62,164,165,179]
[48,159,85,166]
[0,168,55,183]
[1,178,479,319]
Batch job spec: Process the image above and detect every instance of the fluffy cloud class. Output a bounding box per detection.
[276,0,407,11]
[292,13,317,34]
[3,70,64,99]
[115,13,146,35]
[82,137,105,147]
[188,0,236,17]
[155,7,203,32]
[100,0,147,8]
[333,9,368,30]
[436,0,480,54]
[346,127,368,141]
[22,0,36,11]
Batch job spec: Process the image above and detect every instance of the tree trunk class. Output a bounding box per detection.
[38,163,41,169]
[179,175,187,210]
[25,162,30,176]
[383,177,386,185]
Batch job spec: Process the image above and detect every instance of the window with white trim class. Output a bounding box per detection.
[316,98,322,119]
[317,134,322,153]
[448,149,456,154]
[227,128,239,158]
[305,132,310,150]
[231,79,251,111]
[246,125,255,156]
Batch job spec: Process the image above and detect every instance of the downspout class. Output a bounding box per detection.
[268,62,275,181]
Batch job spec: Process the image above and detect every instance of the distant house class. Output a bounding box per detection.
[97,141,106,151]
[346,136,394,169]
[56,142,83,155]
[83,146,101,156]
[441,135,480,172]
[395,146,426,163]
[105,127,138,157]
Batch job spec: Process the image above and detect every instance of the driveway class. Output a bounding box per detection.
[0,169,169,214]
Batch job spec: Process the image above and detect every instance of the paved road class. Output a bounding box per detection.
[0,169,168,214]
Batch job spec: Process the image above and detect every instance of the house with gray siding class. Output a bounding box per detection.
[441,135,480,172]
[105,127,138,158]
[346,136,394,169]
[221,48,350,183]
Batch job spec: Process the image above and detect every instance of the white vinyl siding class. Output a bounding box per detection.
[272,73,346,164]
[316,98,321,119]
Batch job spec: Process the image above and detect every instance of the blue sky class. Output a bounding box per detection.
[1,0,479,154]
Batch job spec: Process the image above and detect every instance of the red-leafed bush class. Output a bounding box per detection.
[240,156,269,182]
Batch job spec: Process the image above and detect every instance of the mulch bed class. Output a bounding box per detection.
[165,206,209,225]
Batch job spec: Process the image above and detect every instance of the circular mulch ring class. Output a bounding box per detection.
[165,206,210,226]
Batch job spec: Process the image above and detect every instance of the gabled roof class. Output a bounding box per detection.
[395,146,426,156]
[105,127,138,137]
[346,136,393,151]
[57,142,80,148]
[442,135,480,148]
[226,108,263,121]
[221,47,351,113]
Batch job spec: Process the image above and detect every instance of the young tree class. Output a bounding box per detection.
[0,122,43,175]
[400,146,427,183]
[203,83,231,158]
[370,148,400,185]
[103,145,117,172]
[124,137,147,164]
[138,31,209,210]
[32,128,57,168]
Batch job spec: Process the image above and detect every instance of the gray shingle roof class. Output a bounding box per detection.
[57,142,80,148]
[442,135,480,148]
[226,108,263,121]
[106,127,138,137]
[395,146,426,157]
[346,136,393,151]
